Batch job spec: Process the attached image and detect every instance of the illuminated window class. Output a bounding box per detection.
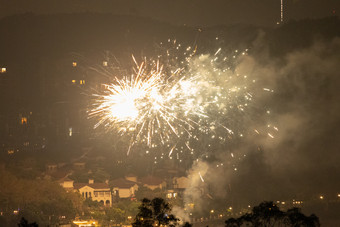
[72,62,77,67]
[80,80,85,85]
[21,117,27,124]
[72,80,76,84]
[1,68,6,73]
[103,61,108,67]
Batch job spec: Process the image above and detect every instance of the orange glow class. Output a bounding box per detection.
[21,117,27,124]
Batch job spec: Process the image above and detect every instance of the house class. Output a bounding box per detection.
[74,179,112,206]
[167,176,189,199]
[59,177,75,192]
[110,178,138,199]
[173,176,189,189]
[139,176,166,190]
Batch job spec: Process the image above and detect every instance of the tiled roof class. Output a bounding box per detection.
[74,182,110,190]
[73,183,87,189]
[140,176,164,186]
[111,178,137,188]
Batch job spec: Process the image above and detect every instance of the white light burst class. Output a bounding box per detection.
[89,40,277,157]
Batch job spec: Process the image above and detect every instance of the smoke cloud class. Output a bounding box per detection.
[183,37,340,211]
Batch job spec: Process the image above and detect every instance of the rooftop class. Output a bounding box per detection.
[74,182,110,190]
[111,178,137,188]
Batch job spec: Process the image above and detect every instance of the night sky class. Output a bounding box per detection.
[1,0,340,226]
[1,0,339,27]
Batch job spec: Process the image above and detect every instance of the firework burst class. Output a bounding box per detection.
[89,54,205,154]
[89,40,277,159]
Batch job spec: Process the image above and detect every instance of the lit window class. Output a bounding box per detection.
[1,68,6,73]
[72,62,77,67]
[103,61,108,67]
[72,80,76,84]
[21,117,27,124]
[80,80,85,85]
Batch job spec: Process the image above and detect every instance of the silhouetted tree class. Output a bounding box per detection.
[132,198,182,227]
[225,201,320,227]
[18,217,38,227]
[182,222,193,227]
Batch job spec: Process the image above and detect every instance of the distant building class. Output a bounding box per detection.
[173,176,189,189]
[168,176,189,199]
[46,163,58,172]
[73,162,86,170]
[74,179,112,206]
[45,163,73,181]
[111,178,138,199]
[125,173,138,183]
[139,176,166,190]
[60,177,75,192]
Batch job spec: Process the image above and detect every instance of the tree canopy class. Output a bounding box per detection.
[225,201,320,227]
[132,198,184,227]
[0,169,81,226]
